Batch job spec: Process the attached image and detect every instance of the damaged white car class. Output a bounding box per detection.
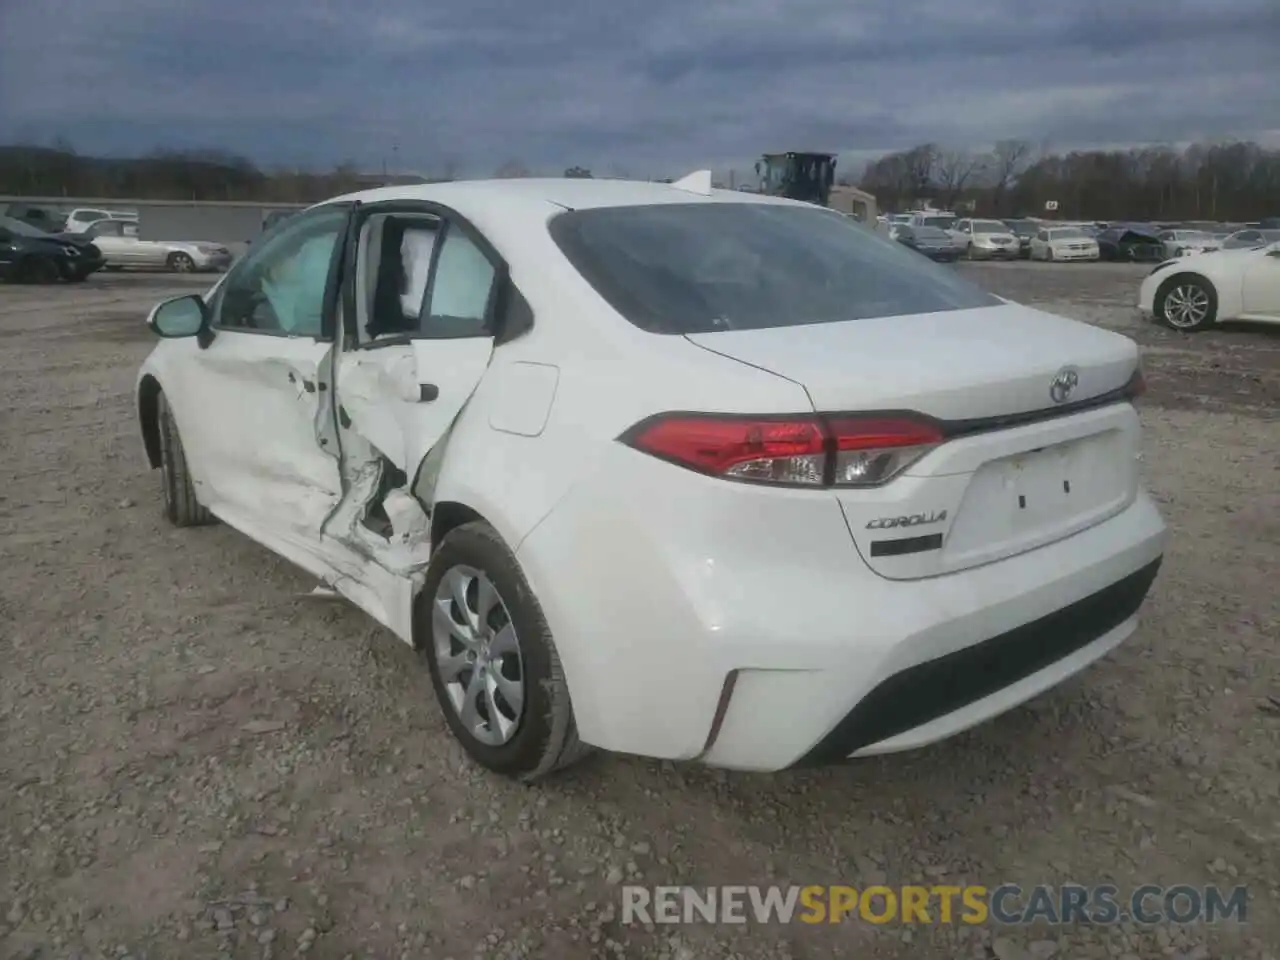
[136,175,1166,781]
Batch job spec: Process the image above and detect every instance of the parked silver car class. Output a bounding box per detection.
[83,219,233,272]
[948,218,1020,260]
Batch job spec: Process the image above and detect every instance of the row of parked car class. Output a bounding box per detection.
[0,202,233,283]
[882,211,1280,265]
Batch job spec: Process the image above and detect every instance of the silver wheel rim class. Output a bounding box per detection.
[1163,284,1209,328]
[173,255,193,272]
[432,565,524,746]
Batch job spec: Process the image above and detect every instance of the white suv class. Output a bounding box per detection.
[63,208,138,234]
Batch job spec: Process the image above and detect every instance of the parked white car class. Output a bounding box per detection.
[84,219,233,272]
[1139,241,1280,331]
[1221,228,1280,250]
[948,218,1020,259]
[135,175,1165,780]
[1029,227,1101,262]
[63,207,138,234]
[1157,230,1221,258]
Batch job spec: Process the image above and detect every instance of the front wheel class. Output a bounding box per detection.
[418,521,591,781]
[167,252,195,273]
[1155,276,1217,332]
[21,256,60,284]
[157,393,216,526]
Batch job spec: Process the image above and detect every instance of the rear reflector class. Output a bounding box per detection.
[621,414,943,488]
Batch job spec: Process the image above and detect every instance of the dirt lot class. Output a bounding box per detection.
[1,263,1276,960]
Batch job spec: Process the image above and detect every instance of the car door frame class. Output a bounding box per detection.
[326,197,512,530]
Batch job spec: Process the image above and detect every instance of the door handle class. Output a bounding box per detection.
[418,383,439,402]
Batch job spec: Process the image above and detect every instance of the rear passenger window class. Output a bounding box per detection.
[420,226,496,339]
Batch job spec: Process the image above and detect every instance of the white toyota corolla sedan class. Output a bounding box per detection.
[1139,241,1280,331]
[136,173,1166,781]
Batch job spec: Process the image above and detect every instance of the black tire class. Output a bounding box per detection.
[1154,275,1217,332]
[167,252,196,273]
[418,521,591,781]
[157,392,216,527]
[21,256,60,284]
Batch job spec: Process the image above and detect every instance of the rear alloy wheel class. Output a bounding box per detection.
[157,392,216,527]
[22,256,60,284]
[167,252,196,273]
[419,521,591,781]
[1155,276,1217,332]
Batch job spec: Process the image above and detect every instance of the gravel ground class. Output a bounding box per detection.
[1,263,1276,960]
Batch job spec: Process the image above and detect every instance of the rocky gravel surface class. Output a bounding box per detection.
[1,264,1277,959]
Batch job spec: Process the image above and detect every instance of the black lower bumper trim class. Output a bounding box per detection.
[793,557,1162,766]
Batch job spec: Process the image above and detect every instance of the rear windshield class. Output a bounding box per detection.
[549,202,1001,334]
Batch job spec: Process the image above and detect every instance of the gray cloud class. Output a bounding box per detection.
[1,0,1277,177]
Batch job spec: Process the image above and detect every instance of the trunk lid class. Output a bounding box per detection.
[685,303,1143,578]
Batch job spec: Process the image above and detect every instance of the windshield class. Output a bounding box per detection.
[1006,222,1036,236]
[972,220,1007,233]
[1049,228,1087,240]
[913,227,951,241]
[548,203,1001,334]
[918,216,954,230]
[0,215,50,238]
[1180,231,1213,241]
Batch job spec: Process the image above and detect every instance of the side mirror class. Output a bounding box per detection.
[147,294,207,338]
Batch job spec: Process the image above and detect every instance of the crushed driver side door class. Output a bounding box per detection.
[170,203,351,555]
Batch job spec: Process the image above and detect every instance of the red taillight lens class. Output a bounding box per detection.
[625,415,828,485]
[622,414,943,487]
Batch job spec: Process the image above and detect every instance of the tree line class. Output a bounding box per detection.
[858,139,1280,222]
[0,143,610,202]
[3,138,1278,222]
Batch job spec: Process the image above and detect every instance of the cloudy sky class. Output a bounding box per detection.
[1,0,1277,178]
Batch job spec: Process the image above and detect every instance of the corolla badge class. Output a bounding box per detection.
[1049,366,1080,404]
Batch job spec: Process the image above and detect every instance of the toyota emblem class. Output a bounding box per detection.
[1049,367,1079,404]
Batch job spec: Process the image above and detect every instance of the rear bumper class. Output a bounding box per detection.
[795,556,1159,764]
[516,439,1167,769]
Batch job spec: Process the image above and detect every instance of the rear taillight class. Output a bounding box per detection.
[826,416,944,486]
[621,414,944,488]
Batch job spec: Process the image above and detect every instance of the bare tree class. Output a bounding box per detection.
[990,139,1032,192]
[934,150,985,209]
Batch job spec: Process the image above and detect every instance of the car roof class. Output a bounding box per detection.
[327,177,800,213]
